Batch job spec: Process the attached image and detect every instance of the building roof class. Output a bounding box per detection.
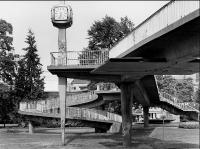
[71,79,90,85]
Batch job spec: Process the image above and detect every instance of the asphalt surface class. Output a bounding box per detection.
[0,125,199,149]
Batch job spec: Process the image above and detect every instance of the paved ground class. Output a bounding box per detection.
[0,124,199,149]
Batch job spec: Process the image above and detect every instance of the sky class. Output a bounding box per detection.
[0,1,169,91]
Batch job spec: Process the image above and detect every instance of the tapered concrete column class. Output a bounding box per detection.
[143,106,149,128]
[120,82,133,147]
[28,121,34,134]
[59,77,67,145]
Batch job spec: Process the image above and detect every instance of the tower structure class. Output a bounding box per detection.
[51,1,73,145]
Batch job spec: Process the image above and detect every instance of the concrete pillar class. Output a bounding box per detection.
[59,77,67,145]
[120,82,133,147]
[28,121,34,134]
[143,106,149,128]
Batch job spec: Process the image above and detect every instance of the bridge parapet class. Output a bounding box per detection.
[109,1,199,58]
[20,101,122,123]
[50,49,109,66]
[20,91,98,111]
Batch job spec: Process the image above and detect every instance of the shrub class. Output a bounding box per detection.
[179,121,199,129]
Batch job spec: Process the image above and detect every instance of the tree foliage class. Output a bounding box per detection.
[0,19,18,126]
[0,19,16,86]
[193,88,200,103]
[156,75,194,102]
[87,16,134,51]
[15,30,45,101]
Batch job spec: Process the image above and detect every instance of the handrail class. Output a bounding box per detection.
[19,90,122,123]
[20,103,122,123]
[158,88,199,112]
[50,49,109,66]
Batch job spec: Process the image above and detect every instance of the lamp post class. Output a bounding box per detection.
[161,110,166,141]
[51,2,73,145]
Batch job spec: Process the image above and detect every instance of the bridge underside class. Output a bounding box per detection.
[47,65,120,82]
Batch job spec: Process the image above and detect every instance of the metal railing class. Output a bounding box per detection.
[158,91,195,112]
[50,50,109,66]
[184,102,200,112]
[109,1,199,58]
[20,102,122,123]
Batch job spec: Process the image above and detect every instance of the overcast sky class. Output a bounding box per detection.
[0,1,169,91]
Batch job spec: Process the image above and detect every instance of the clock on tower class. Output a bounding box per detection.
[51,4,73,29]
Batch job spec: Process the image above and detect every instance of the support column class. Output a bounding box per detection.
[143,106,149,128]
[59,77,67,145]
[28,121,34,134]
[120,82,133,147]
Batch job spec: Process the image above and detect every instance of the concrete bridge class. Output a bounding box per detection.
[19,102,122,133]
[47,1,199,147]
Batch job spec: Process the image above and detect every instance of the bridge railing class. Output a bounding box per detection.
[109,1,199,58]
[65,107,122,123]
[184,102,199,111]
[67,91,98,106]
[50,50,109,66]
[20,91,98,111]
[158,89,199,112]
[20,101,122,123]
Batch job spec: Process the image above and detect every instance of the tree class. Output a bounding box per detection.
[0,19,16,86]
[87,16,134,51]
[156,75,194,102]
[193,88,200,103]
[15,59,27,101]
[0,19,17,126]
[15,30,45,101]
[156,75,177,95]
[175,78,194,102]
